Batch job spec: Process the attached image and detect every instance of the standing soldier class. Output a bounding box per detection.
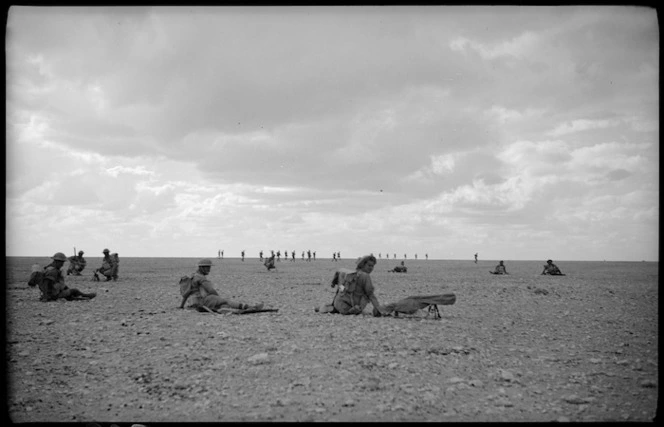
[67,250,87,276]
[291,250,296,262]
[259,250,263,261]
[38,252,97,302]
[241,250,245,262]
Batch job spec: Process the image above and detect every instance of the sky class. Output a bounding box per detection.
[5,5,659,261]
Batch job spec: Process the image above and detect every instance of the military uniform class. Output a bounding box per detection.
[333,270,381,315]
[39,255,96,302]
[67,253,87,275]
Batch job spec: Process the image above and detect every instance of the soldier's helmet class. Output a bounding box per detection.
[78,250,84,255]
[103,248,110,254]
[197,259,213,267]
[52,252,68,262]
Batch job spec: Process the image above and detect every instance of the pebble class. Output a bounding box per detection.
[639,379,657,388]
[247,353,270,365]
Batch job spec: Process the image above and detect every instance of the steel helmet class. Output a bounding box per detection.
[197,258,213,267]
[103,248,110,253]
[52,252,68,262]
[78,250,84,255]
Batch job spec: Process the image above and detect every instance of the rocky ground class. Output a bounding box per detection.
[5,257,659,423]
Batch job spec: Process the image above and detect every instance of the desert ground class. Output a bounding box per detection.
[5,256,659,423]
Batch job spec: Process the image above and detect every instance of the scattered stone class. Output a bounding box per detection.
[468,379,484,387]
[589,358,602,364]
[639,379,657,388]
[247,353,270,365]
[563,394,593,404]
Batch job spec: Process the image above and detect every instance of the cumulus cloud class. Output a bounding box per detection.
[5,6,659,261]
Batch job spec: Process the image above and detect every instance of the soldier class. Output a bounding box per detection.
[95,248,116,281]
[541,259,564,275]
[264,254,276,271]
[180,259,263,312]
[111,253,119,280]
[67,250,87,276]
[38,252,96,302]
[332,255,386,316]
[389,261,408,273]
[491,260,508,275]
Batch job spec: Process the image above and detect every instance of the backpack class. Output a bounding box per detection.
[179,275,194,297]
[331,268,358,295]
[28,264,45,287]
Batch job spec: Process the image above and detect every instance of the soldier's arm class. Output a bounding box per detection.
[361,275,384,313]
[200,279,219,296]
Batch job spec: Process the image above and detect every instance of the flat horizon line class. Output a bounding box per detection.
[4,255,657,263]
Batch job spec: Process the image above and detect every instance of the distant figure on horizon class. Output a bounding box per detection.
[276,250,281,262]
[386,253,389,259]
[332,253,337,262]
[393,253,396,259]
[259,250,263,261]
[241,250,245,262]
[337,251,341,260]
[218,250,221,258]
[307,250,312,262]
[541,260,565,276]
[474,253,478,263]
[291,251,296,262]
[490,260,508,275]
[404,254,407,259]
[313,251,316,261]
[221,250,224,259]
[415,254,417,260]
[425,254,428,260]
[389,261,408,273]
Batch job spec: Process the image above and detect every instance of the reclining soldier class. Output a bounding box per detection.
[180,259,263,312]
[39,252,97,302]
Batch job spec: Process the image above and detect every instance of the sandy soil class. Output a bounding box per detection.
[5,257,659,423]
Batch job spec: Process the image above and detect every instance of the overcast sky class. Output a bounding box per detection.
[5,6,659,261]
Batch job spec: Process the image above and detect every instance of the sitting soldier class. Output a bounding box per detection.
[38,252,97,302]
[541,259,564,275]
[491,260,508,275]
[180,259,263,312]
[66,250,87,276]
[389,261,408,273]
